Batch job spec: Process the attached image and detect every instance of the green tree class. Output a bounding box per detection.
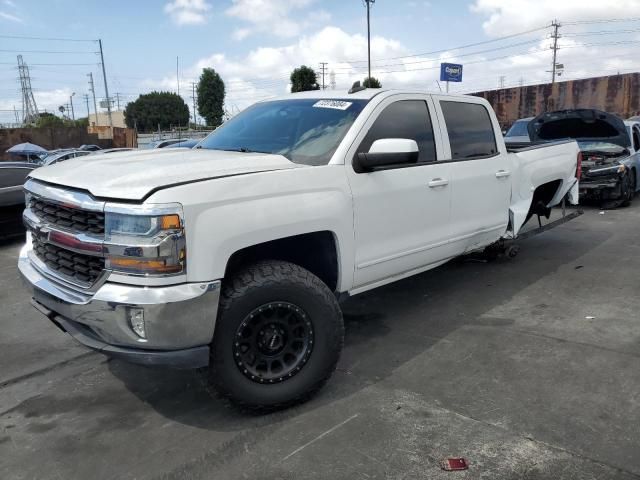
[363,76,382,88]
[290,65,320,93]
[123,91,190,132]
[197,68,225,127]
[35,112,65,128]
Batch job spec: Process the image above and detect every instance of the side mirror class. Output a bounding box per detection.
[355,138,419,173]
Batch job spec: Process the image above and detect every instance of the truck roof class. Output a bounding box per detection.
[267,88,471,102]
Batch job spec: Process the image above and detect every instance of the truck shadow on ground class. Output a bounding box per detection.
[108,219,610,433]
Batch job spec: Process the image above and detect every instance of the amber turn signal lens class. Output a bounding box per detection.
[109,257,182,274]
[160,214,181,230]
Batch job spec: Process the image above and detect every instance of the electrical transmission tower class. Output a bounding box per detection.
[550,20,561,84]
[17,55,39,124]
[191,82,198,127]
[319,62,328,90]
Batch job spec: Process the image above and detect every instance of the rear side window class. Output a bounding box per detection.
[633,128,640,151]
[357,100,437,164]
[441,101,498,160]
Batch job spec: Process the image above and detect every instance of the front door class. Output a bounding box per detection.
[347,95,454,290]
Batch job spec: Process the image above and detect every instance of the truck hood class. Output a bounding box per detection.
[528,109,631,149]
[28,148,304,200]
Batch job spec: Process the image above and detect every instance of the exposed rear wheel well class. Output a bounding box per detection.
[224,231,339,292]
[526,179,563,222]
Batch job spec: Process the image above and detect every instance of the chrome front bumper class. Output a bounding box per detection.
[18,244,221,368]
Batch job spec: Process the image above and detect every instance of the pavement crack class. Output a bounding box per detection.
[0,352,99,391]
[430,402,640,479]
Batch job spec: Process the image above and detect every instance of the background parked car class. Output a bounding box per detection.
[147,139,184,149]
[529,109,638,208]
[0,161,37,207]
[165,139,199,148]
[504,117,533,144]
[42,150,91,166]
[78,144,102,151]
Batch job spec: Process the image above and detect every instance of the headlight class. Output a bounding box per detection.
[104,204,186,276]
[590,163,626,174]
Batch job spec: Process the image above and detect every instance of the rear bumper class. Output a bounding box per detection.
[19,244,221,369]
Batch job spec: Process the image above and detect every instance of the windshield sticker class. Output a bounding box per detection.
[313,100,353,110]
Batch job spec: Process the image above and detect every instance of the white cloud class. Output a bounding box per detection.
[0,10,22,22]
[164,0,211,26]
[225,0,322,39]
[471,0,640,36]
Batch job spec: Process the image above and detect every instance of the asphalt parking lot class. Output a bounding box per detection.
[1,204,639,480]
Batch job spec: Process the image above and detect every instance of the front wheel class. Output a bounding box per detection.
[208,260,344,411]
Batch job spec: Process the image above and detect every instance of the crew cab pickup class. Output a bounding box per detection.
[18,89,580,409]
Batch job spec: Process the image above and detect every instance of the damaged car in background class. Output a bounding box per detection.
[528,109,640,208]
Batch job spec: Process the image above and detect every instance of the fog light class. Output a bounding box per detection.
[128,307,146,339]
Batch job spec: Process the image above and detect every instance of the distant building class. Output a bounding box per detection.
[89,110,126,129]
[471,72,640,127]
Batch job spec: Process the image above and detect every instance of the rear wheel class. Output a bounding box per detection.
[209,260,344,411]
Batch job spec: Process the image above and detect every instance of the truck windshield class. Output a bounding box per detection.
[198,99,368,166]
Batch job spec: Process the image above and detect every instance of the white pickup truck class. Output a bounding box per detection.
[19,89,580,409]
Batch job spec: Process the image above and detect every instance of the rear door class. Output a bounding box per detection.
[347,94,454,289]
[433,96,511,252]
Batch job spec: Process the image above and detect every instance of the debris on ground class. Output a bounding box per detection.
[440,458,469,471]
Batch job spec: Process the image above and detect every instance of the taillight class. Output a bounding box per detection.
[576,152,583,181]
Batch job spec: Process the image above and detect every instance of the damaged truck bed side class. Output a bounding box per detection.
[19,90,581,409]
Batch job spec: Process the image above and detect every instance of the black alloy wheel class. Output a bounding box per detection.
[233,302,314,383]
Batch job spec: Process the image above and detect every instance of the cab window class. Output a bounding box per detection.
[441,101,498,160]
[357,100,437,165]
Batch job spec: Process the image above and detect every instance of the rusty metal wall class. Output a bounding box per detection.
[471,73,640,127]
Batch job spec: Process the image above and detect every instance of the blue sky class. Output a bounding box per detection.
[2,0,640,123]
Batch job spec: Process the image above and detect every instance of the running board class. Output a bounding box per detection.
[516,209,583,241]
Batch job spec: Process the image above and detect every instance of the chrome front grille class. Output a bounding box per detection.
[31,230,105,284]
[24,180,108,290]
[28,197,105,234]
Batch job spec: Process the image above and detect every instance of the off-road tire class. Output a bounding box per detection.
[208,260,344,411]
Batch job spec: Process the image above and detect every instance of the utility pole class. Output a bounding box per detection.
[364,0,375,82]
[319,62,328,90]
[176,56,180,97]
[550,20,561,84]
[498,76,506,89]
[69,92,75,120]
[191,82,197,127]
[87,72,99,126]
[98,39,113,131]
[330,70,336,90]
[82,94,90,119]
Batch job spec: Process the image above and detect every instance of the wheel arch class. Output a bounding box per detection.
[223,231,341,292]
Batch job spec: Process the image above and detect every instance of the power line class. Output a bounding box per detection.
[0,62,98,66]
[343,23,552,64]
[331,37,546,71]
[0,49,98,54]
[563,17,640,25]
[0,34,96,42]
